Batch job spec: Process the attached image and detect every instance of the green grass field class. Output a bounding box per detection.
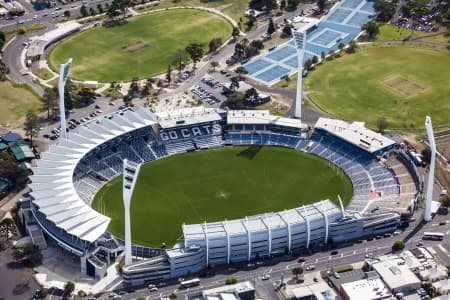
[0,81,41,128]
[49,9,232,82]
[304,46,450,129]
[92,146,353,247]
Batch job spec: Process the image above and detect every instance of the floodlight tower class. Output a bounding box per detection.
[123,159,142,265]
[291,28,306,119]
[58,58,73,139]
[424,116,436,222]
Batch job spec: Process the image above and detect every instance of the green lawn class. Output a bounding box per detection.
[0,81,41,128]
[304,47,450,129]
[49,9,232,82]
[92,146,353,247]
[377,23,426,41]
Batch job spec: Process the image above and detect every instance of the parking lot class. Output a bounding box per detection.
[188,71,234,107]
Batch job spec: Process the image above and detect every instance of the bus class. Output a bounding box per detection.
[423,232,444,241]
[180,278,200,289]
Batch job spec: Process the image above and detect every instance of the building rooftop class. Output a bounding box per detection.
[372,257,421,291]
[157,107,223,129]
[341,278,391,300]
[315,117,395,154]
[227,110,304,129]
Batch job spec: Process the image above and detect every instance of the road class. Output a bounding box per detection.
[95,210,450,300]
[0,0,112,31]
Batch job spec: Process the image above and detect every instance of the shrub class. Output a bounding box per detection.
[225,276,238,285]
[332,265,354,273]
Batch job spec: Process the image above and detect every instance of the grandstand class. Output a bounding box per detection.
[244,0,375,84]
[25,107,413,283]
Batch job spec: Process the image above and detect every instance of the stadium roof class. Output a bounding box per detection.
[29,107,158,244]
[183,199,341,242]
[227,110,304,129]
[157,107,223,129]
[27,22,81,58]
[314,118,395,154]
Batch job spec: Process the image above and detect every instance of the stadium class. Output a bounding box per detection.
[21,107,422,284]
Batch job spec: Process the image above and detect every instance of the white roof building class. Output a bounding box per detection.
[156,107,223,129]
[227,110,304,129]
[27,22,82,58]
[372,256,421,293]
[433,279,450,295]
[341,278,392,300]
[314,117,395,154]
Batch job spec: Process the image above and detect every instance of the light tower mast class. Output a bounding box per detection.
[291,28,306,119]
[424,116,436,222]
[123,159,142,265]
[58,58,72,140]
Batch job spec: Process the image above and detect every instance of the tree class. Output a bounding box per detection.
[0,58,9,81]
[225,276,238,285]
[232,27,240,40]
[166,64,172,85]
[292,266,303,279]
[287,0,300,11]
[77,87,96,105]
[80,5,88,17]
[441,195,450,208]
[210,61,219,72]
[235,66,248,79]
[280,0,286,10]
[282,23,294,38]
[267,18,276,35]
[374,0,395,22]
[0,218,15,241]
[108,0,132,20]
[12,243,42,266]
[392,240,405,252]
[64,281,75,297]
[347,40,358,53]
[78,290,87,298]
[304,59,312,70]
[338,42,345,51]
[0,152,29,189]
[172,49,189,72]
[208,37,223,53]
[41,87,58,119]
[244,88,259,105]
[250,39,264,50]
[123,94,133,107]
[421,148,431,164]
[229,76,240,92]
[169,292,177,299]
[23,110,40,146]
[321,51,326,60]
[376,117,388,133]
[97,4,104,13]
[363,21,380,40]
[185,43,204,68]
[37,288,48,299]
[89,7,96,16]
[63,10,70,18]
[311,55,318,64]
[224,92,245,109]
[318,0,326,11]
[64,78,74,110]
[0,30,5,50]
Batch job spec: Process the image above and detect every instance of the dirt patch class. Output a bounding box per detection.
[121,40,150,52]
[381,74,426,97]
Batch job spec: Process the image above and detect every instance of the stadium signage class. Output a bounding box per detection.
[160,124,221,141]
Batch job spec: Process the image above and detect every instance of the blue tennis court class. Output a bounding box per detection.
[266,46,297,61]
[243,0,373,84]
[360,1,375,12]
[282,56,298,68]
[245,59,272,75]
[346,12,372,27]
[255,65,290,83]
[310,30,342,47]
[341,0,362,9]
[327,9,352,23]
